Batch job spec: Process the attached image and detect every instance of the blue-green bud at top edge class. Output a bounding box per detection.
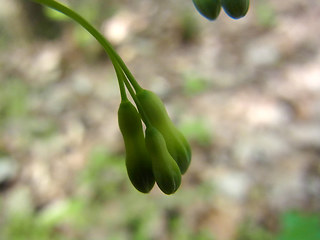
[145,127,181,195]
[221,0,249,19]
[136,89,191,174]
[192,0,221,21]
[118,100,155,193]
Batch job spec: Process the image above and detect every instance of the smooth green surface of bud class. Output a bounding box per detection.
[136,89,191,174]
[145,127,181,195]
[118,100,155,193]
[221,0,249,19]
[192,0,221,21]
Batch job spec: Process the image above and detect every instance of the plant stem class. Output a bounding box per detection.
[114,62,128,101]
[30,0,143,92]
[117,66,152,128]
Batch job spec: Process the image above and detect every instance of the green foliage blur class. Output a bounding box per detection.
[0,145,217,240]
[277,212,320,240]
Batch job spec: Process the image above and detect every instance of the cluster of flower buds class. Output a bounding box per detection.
[118,87,191,195]
[192,0,249,20]
[31,0,249,196]
[31,0,192,195]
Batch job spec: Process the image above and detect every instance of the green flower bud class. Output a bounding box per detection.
[221,0,249,19]
[192,0,222,21]
[136,89,191,174]
[145,127,181,195]
[118,100,155,193]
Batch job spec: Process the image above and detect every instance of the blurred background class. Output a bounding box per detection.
[1,0,320,239]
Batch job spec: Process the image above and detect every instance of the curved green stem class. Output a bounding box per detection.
[118,67,151,128]
[114,62,127,101]
[30,0,143,93]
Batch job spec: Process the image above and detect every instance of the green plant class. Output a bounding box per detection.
[118,99,155,193]
[235,211,320,240]
[193,0,250,20]
[28,0,194,194]
[221,0,250,19]
[145,127,182,195]
[136,89,191,174]
[192,0,222,21]
[277,211,320,240]
[28,0,249,194]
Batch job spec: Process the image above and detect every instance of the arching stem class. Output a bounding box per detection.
[114,64,151,128]
[30,0,143,93]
